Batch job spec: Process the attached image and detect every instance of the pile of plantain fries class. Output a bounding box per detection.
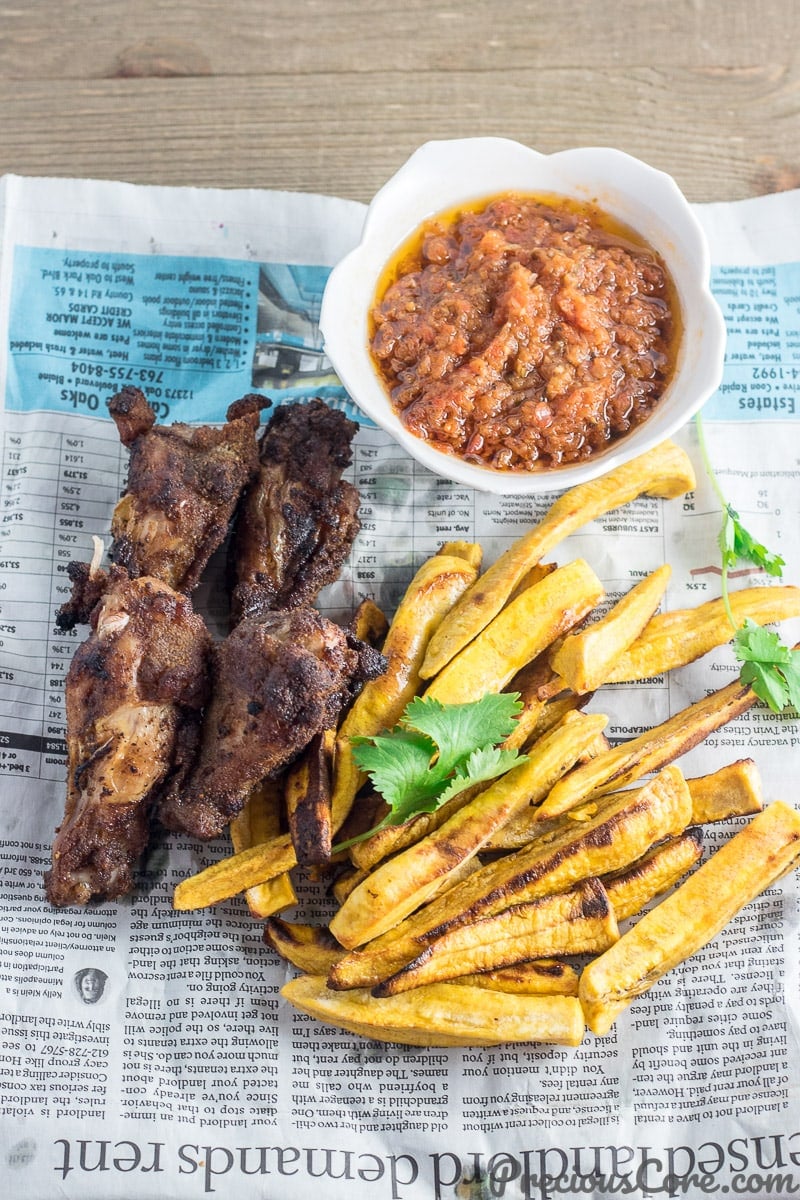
[173,440,800,1046]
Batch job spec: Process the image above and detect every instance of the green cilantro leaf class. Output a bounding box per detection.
[734,618,792,666]
[734,619,800,714]
[724,504,785,576]
[351,729,441,814]
[399,692,524,775]
[779,656,800,711]
[436,744,527,806]
[332,693,528,852]
[738,659,789,712]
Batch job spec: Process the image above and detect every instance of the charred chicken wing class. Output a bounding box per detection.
[160,603,385,840]
[45,567,212,907]
[230,399,360,623]
[108,387,266,592]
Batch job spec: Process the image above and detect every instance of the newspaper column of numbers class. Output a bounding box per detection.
[0,423,63,778]
[42,424,124,781]
[353,439,415,615]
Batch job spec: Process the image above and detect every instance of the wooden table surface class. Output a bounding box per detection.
[1,0,799,205]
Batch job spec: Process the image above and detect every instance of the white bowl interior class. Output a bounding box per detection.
[321,139,725,494]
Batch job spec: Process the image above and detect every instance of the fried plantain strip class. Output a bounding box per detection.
[423,559,604,706]
[350,596,389,648]
[332,865,369,905]
[329,712,608,949]
[282,974,585,1046]
[508,561,557,601]
[448,959,580,997]
[263,918,344,974]
[229,780,296,918]
[579,801,800,1035]
[420,440,695,679]
[330,550,480,833]
[375,879,618,996]
[438,540,484,570]
[349,783,484,872]
[536,677,756,821]
[686,758,763,823]
[285,728,335,866]
[606,587,800,682]
[328,766,690,991]
[483,744,607,852]
[173,832,297,910]
[501,653,564,750]
[550,565,671,694]
[523,693,589,745]
[601,829,704,920]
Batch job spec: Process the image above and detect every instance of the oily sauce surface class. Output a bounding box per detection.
[369,193,679,472]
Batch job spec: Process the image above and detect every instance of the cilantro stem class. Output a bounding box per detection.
[694,410,738,635]
[331,815,392,856]
[694,410,726,511]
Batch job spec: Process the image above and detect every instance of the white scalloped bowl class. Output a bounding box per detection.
[320,138,725,495]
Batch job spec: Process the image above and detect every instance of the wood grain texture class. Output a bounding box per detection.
[2,0,799,78]
[0,1,798,202]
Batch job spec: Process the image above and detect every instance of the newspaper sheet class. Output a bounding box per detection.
[0,173,798,1200]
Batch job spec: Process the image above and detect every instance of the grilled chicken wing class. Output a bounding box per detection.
[229,399,360,623]
[160,603,385,840]
[45,567,212,907]
[109,387,266,592]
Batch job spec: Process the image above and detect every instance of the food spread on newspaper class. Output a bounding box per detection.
[0,174,799,1199]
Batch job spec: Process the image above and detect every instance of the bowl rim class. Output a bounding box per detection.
[320,137,726,496]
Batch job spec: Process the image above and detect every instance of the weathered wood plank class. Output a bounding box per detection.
[0,0,798,80]
[0,66,797,201]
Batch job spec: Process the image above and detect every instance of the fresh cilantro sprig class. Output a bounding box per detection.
[696,411,800,713]
[331,692,528,853]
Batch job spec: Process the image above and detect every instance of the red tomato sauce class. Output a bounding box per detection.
[370,193,679,472]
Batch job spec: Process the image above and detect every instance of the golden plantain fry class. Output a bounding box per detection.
[229,780,296,918]
[328,766,691,991]
[350,783,483,872]
[375,878,618,996]
[332,865,370,905]
[350,596,389,647]
[173,832,297,911]
[411,765,691,940]
[550,565,672,694]
[501,651,564,752]
[448,959,580,997]
[423,559,604,706]
[263,918,344,974]
[606,586,800,682]
[508,561,557,601]
[420,440,695,679]
[439,540,484,570]
[580,801,800,1035]
[283,599,387,868]
[329,711,608,949]
[686,758,763,823]
[537,677,757,821]
[341,851,483,920]
[283,974,585,1046]
[601,828,703,920]
[524,693,589,745]
[285,728,335,866]
[330,549,480,832]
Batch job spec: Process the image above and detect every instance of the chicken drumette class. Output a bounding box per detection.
[109,387,266,592]
[229,399,361,624]
[45,566,212,907]
[159,600,385,840]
